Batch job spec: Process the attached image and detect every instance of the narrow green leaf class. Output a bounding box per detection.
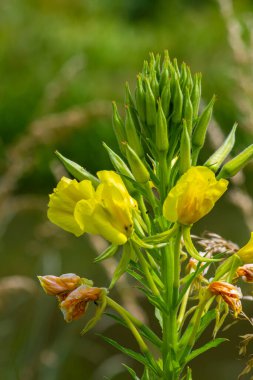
[185,338,228,364]
[94,244,119,263]
[99,335,155,373]
[122,364,140,380]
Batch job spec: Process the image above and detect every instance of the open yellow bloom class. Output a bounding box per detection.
[74,171,137,245]
[236,233,253,264]
[48,177,95,236]
[48,171,137,245]
[163,166,228,225]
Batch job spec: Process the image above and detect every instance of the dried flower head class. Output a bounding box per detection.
[194,232,238,257]
[38,273,81,296]
[209,281,242,317]
[59,285,102,322]
[237,264,253,283]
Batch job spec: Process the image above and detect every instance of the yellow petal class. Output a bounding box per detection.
[237,232,253,264]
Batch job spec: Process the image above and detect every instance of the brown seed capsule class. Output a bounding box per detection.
[59,285,102,322]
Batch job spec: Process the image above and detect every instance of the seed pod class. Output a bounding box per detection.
[156,99,169,153]
[217,144,253,179]
[125,143,150,184]
[205,123,237,173]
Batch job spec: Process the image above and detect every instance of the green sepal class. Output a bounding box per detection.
[80,289,107,335]
[184,338,228,364]
[55,150,99,187]
[94,244,119,263]
[217,144,253,179]
[161,75,171,117]
[109,243,133,289]
[205,123,237,172]
[183,226,221,262]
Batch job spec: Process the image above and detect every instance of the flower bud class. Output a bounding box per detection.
[208,281,242,316]
[156,99,169,153]
[192,95,216,150]
[161,76,171,118]
[112,101,126,155]
[135,75,146,123]
[183,87,193,135]
[205,123,237,173]
[38,274,81,296]
[125,105,144,159]
[217,144,253,179]
[179,120,191,175]
[191,73,202,119]
[237,264,253,282]
[60,285,102,322]
[125,143,150,184]
[171,74,183,124]
[55,151,99,187]
[145,78,156,128]
[236,232,253,264]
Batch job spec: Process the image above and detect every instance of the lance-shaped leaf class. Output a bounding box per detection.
[184,338,228,364]
[122,364,140,380]
[94,244,119,263]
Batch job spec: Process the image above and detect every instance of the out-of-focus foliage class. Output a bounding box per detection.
[1,0,253,379]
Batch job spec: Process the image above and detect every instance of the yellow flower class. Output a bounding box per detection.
[163,166,228,225]
[237,233,253,264]
[74,171,137,245]
[48,177,95,236]
[48,171,137,245]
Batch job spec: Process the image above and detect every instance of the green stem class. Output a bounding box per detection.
[162,226,182,379]
[106,297,148,353]
[159,152,169,204]
[138,194,152,234]
[132,243,160,297]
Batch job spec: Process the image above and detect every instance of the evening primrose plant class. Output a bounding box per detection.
[39,52,253,380]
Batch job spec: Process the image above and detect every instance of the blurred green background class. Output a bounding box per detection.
[1,0,253,379]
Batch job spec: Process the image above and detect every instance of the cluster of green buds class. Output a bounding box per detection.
[111,51,253,198]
